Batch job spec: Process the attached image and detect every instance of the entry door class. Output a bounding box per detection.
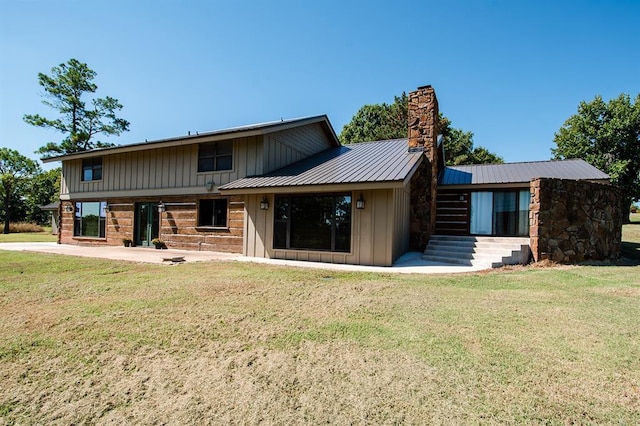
[135,203,159,246]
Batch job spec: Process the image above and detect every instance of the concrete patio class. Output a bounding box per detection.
[0,242,490,274]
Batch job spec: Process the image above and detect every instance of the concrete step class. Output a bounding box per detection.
[427,241,526,251]
[424,235,531,268]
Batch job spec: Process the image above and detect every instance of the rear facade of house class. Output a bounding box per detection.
[44,86,623,266]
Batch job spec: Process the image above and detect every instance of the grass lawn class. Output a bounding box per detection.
[0,229,57,243]
[0,228,639,423]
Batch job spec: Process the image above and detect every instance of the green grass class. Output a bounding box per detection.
[0,229,57,243]
[1,242,639,423]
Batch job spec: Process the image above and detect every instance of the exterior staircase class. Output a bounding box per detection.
[423,235,531,268]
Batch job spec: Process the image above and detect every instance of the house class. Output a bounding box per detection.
[39,202,60,234]
[42,86,624,266]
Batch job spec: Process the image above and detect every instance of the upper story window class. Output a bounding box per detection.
[198,141,233,172]
[82,158,102,181]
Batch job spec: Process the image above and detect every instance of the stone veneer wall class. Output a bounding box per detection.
[59,195,244,253]
[408,85,439,251]
[529,178,623,263]
[409,160,434,251]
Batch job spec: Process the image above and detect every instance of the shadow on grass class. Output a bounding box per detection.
[618,221,640,265]
[620,241,640,265]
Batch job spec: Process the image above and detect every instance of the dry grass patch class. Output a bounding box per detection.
[1,250,639,424]
[8,222,44,233]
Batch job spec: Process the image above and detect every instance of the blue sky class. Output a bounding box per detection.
[1,0,638,169]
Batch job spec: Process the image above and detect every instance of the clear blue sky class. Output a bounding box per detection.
[1,0,638,169]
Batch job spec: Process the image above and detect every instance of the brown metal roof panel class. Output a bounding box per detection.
[219,139,420,191]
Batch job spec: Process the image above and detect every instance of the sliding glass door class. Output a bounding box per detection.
[470,190,530,236]
[470,192,493,235]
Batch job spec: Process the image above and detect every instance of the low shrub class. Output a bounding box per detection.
[8,222,44,233]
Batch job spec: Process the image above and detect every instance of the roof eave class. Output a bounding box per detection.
[219,180,406,195]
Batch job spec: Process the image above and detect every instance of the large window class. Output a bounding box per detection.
[198,141,233,172]
[74,201,107,238]
[274,194,351,252]
[198,199,228,227]
[82,158,102,181]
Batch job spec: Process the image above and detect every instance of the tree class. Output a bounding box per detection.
[25,167,61,225]
[339,92,503,165]
[0,148,40,233]
[24,58,130,157]
[552,93,640,220]
[437,116,503,165]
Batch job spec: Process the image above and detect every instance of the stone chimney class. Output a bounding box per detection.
[408,85,439,251]
[408,85,439,162]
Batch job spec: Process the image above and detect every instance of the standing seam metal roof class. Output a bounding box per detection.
[218,139,422,190]
[41,115,338,163]
[439,159,609,185]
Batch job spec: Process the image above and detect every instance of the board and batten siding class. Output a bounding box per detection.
[60,136,263,199]
[391,187,411,262]
[243,188,409,267]
[263,123,334,173]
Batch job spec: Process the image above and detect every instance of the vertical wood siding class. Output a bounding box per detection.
[263,123,334,173]
[61,136,263,196]
[244,188,403,267]
[392,187,411,262]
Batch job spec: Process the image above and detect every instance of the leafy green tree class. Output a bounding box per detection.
[552,93,640,220]
[25,167,61,225]
[339,93,409,143]
[339,93,502,165]
[24,58,130,157]
[0,148,40,233]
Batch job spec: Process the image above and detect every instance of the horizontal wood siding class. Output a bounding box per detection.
[61,136,263,197]
[435,190,470,235]
[263,123,334,173]
[59,195,244,253]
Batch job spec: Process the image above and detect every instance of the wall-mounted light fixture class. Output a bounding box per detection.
[104,204,111,213]
[259,197,269,210]
[158,202,166,213]
[205,180,215,191]
[63,204,74,213]
[356,193,365,210]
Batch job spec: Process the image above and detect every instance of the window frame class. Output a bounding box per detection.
[197,198,229,229]
[81,157,103,182]
[197,141,233,173]
[273,193,352,253]
[73,201,107,239]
